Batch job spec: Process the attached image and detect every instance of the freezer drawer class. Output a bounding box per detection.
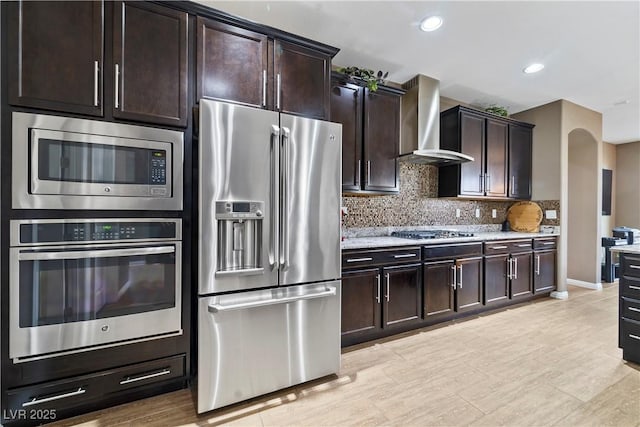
[197,281,341,413]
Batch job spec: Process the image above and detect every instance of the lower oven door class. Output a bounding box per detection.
[9,242,182,361]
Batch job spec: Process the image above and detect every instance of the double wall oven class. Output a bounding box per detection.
[8,112,185,362]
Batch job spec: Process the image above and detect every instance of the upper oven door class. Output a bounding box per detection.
[9,242,182,361]
[30,129,172,198]
[12,112,184,210]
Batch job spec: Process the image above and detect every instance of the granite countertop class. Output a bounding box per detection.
[609,244,640,254]
[341,231,560,250]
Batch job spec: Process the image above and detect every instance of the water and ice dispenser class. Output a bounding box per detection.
[216,201,264,273]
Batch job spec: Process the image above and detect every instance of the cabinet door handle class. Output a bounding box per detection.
[385,273,390,302]
[120,369,171,385]
[376,274,381,303]
[22,388,86,407]
[491,246,508,250]
[458,264,463,288]
[629,265,640,270]
[485,174,491,192]
[393,254,416,259]
[536,255,540,275]
[516,244,531,247]
[479,174,484,193]
[114,63,120,109]
[357,160,362,186]
[629,307,640,313]
[451,264,457,289]
[507,258,512,279]
[629,334,640,341]
[630,285,640,290]
[514,257,518,279]
[367,161,371,184]
[511,176,516,194]
[542,242,556,246]
[93,60,99,106]
[262,69,267,107]
[276,73,281,110]
[346,257,372,263]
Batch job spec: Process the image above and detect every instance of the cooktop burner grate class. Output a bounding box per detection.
[391,230,475,240]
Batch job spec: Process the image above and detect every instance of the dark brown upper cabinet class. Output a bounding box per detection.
[8,1,189,127]
[331,73,405,194]
[8,1,104,116]
[113,1,188,127]
[197,20,334,120]
[439,105,534,200]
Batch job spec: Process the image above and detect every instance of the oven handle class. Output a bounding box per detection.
[18,246,175,261]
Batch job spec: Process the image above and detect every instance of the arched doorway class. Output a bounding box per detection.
[567,128,601,288]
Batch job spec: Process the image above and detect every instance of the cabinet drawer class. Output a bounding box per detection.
[621,297,640,322]
[484,240,532,255]
[342,247,420,269]
[621,276,640,299]
[422,243,482,260]
[533,238,557,250]
[622,254,640,278]
[621,318,640,363]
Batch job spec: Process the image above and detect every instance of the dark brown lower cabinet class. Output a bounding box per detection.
[533,250,557,293]
[484,254,509,306]
[383,264,422,329]
[456,257,484,312]
[341,268,382,343]
[510,252,533,299]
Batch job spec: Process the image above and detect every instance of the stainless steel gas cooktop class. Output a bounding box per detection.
[391,230,475,240]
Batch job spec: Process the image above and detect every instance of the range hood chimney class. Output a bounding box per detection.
[399,74,474,165]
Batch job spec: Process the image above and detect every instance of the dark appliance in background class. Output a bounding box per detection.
[11,112,184,210]
[602,227,637,283]
[9,218,182,362]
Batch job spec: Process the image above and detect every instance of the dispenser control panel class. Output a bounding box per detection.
[215,201,264,219]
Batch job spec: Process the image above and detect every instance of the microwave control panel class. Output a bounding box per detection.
[150,151,167,185]
[18,221,178,244]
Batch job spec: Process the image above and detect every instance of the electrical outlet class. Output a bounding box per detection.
[492,209,497,218]
[455,208,461,218]
[475,208,480,218]
[545,210,557,219]
[341,206,348,215]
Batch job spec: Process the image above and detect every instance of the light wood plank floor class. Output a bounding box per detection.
[50,285,640,426]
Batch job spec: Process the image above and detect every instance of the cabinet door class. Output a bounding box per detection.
[508,124,533,199]
[331,81,363,191]
[341,269,381,345]
[8,1,104,116]
[459,111,486,196]
[197,17,268,108]
[113,1,188,126]
[383,264,421,329]
[275,40,331,120]
[534,250,556,293]
[423,260,455,323]
[456,257,483,312]
[484,254,509,305]
[510,252,533,298]
[363,89,400,193]
[485,119,508,197]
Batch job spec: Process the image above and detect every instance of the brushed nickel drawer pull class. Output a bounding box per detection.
[491,246,508,250]
[629,307,640,313]
[629,334,640,341]
[120,369,171,385]
[516,244,531,247]
[629,285,640,290]
[346,257,373,263]
[629,265,640,270]
[542,242,555,245]
[393,254,416,259]
[23,388,86,407]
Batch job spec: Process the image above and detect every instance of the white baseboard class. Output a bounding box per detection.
[567,279,603,290]
[550,291,569,300]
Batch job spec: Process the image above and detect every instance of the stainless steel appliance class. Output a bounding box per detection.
[12,112,184,210]
[391,230,475,239]
[198,99,342,413]
[9,218,182,362]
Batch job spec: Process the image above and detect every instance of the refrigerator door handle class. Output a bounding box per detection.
[270,125,280,270]
[280,126,291,270]
[208,286,337,313]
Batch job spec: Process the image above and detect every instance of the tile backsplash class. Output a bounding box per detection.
[342,163,559,228]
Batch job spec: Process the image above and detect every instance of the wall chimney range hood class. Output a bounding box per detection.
[399,75,474,165]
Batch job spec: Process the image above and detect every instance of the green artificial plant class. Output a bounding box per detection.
[337,66,389,92]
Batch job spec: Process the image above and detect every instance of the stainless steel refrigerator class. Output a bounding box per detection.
[197,99,342,413]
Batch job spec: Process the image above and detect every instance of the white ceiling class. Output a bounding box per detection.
[199,1,640,144]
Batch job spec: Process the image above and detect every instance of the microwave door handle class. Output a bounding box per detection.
[270,125,280,270]
[18,246,175,261]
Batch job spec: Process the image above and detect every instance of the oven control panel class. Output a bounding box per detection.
[16,220,180,244]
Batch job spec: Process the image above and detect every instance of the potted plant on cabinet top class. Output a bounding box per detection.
[337,66,389,92]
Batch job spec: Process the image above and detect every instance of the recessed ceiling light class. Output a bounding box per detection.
[523,63,544,74]
[420,16,443,32]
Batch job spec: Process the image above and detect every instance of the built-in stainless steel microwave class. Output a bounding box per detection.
[12,112,184,210]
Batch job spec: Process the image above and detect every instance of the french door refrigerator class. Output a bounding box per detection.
[197,99,342,413]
